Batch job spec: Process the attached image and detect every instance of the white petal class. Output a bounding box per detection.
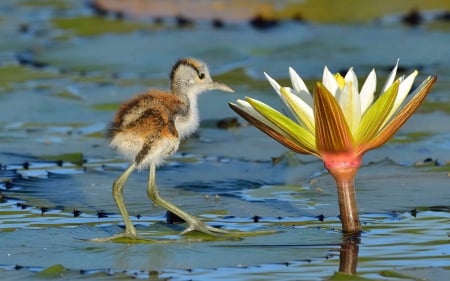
[235,99,276,128]
[339,81,361,133]
[265,72,314,125]
[391,70,418,114]
[287,69,314,107]
[289,67,310,94]
[294,88,314,108]
[382,59,399,93]
[264,72,283,97]
[236,99,255,111]
[322,66,339,96]
[359,69,376,114]
[381,70,419,128]
[344,67,358,91]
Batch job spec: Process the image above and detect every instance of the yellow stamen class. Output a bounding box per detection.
[335,73,345,89]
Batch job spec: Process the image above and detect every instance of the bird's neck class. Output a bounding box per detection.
[174,91,200,139]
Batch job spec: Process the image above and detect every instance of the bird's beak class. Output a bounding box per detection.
[210,81,234,93]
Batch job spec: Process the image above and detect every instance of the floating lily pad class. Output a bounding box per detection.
[277,0,450,23]
[390,131,434,143]
[380,270,423,279]
[38,152,84,166]
[35,264,67,279]
[52,90,84,100]
[52,16,154,37]
[91,102,119,111]
[19,0,73,10]
[328,272,375,281]
[420,100,450,114]
[0,65,57,90]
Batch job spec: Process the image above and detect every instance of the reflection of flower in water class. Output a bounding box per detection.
[230,61,437,234]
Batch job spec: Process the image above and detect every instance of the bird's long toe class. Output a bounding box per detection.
[178,219,237,238]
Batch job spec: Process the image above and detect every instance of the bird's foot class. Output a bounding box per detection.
[180,223,241,240]
[180,221,230,236]
[179,218,274,240]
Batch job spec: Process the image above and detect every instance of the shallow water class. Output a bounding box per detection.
[0,1,449,280]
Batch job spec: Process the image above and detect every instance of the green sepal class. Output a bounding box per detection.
[245,98,316,153]
[229,102,316,155]
[355,80,399,151]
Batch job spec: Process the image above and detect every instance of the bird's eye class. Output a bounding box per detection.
[199,73,205,79]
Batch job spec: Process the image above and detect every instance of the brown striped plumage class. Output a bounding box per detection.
[108,90,186,138]
[108,90,186,167]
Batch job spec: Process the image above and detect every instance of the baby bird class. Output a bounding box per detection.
[96,58,233,241]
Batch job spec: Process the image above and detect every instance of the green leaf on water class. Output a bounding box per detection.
[390,131,434,143]
[422,163,450,173]
[53,90,83,100]
[109,237,158,244]
[328,272,375,281]
[19,0,72,10]
[419,100,450,114]
[36,264,67,279]
[38,152,84,166]
[380,270,422,280]
[0,65,57,90]
[91,102,119,111]
[52,16,153,37]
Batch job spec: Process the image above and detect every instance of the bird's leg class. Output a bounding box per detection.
[91,163,138,242]
[146,164,230,237]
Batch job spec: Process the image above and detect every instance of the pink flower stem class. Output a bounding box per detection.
[327,167,361,235]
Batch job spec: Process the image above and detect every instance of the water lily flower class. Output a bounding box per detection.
[229,62,437,234]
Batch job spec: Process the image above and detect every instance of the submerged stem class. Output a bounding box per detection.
[328,167,361,234]
[339,236,360,275]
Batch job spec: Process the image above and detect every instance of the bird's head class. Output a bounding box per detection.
[170,58,234,96]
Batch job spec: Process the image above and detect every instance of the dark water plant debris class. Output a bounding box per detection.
[401,8,424,26]
[249,14,280,30]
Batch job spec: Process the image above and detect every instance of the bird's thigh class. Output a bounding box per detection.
[158,137,180,157]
